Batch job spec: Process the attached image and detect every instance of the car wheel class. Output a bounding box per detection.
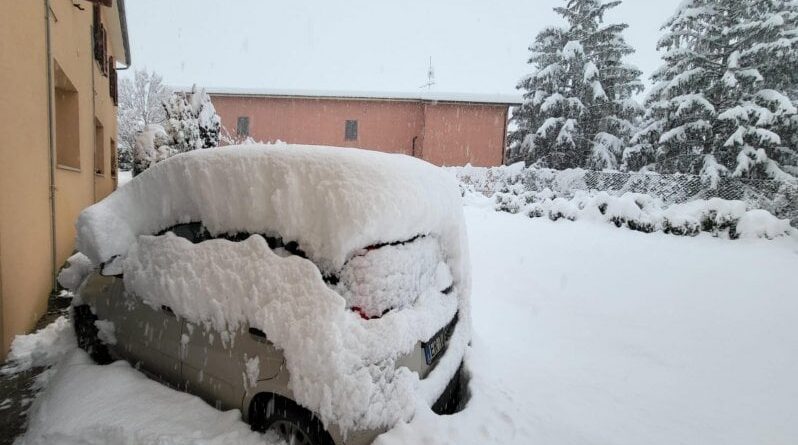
[73,305,111,364]
[250,394,334,445]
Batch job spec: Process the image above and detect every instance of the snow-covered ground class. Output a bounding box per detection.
[12,201,798,444]
[380,204,798,444]
[117,170,133,187]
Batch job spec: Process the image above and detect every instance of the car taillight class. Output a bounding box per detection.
[351,306,371,320]
[350,306,392,320]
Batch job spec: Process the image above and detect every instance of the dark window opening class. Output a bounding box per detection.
[345,120,358,141]
[237,116,250,137]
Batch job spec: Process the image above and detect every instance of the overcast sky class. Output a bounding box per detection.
[124,0,682,96]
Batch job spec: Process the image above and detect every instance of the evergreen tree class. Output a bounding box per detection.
[188,85,221,149]
[163,93,202,153]
[630,0,798,183]
[508,0,643,170]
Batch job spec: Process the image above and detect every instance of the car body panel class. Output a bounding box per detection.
[79,254,464,445]
[86,273,181,383]
[182,322,284,411]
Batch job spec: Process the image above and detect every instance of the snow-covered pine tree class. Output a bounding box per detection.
[163,92,202,154]
[631,0,798,183]
[508,0,643,170]
[188,85,221,148]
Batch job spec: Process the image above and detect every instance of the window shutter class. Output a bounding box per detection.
[102,27,108,76]
[109,56,118,105]
[93,6,103,63]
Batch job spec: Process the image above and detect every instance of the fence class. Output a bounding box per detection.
[453,165,798,227]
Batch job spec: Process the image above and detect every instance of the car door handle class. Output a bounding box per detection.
[248,327,267,340]
[161,305,175,316]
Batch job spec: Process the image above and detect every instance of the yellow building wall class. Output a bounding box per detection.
[0,0,120,360]
[0,1,55,360]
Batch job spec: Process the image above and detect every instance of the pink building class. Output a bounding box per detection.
[207,89,521,167]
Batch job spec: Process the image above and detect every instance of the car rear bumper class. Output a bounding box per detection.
[336,360,469,445]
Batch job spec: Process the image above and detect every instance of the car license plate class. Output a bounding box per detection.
[423,329,447,365]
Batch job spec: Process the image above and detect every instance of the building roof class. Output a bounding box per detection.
[201,87,522,106]
[118,0,131,66]
[103,0,131,66]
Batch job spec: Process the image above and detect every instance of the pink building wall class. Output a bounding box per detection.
[211,95,510,167]
[420,103,508,167]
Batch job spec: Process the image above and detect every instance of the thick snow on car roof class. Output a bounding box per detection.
[76,144,465,275]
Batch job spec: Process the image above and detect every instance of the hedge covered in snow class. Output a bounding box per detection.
[453,163,798,229]
[452,164,796,240]
[494,188,794,240]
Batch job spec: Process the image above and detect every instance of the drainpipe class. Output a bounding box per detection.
[501,106,509,166]
[90,28,96,202]
[44,0,57,292]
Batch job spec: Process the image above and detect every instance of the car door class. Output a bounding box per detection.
[100,286,183,385]
[180,323,283,411]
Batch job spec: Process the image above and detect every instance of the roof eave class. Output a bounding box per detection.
[117,0,131,66]
[205,91,522,107]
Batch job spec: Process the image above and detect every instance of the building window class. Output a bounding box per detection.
[237,116,250,137]
[94,118,105,176]
[55,62,80,170]
[345,120,358,141]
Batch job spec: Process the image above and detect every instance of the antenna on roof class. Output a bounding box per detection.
[419,57,435,90]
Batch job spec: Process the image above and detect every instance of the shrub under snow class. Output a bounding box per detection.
[495,189,795,240]
[452,163,798,230]
[132,124,174,175]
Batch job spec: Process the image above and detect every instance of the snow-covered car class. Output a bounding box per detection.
[72,144,472,445]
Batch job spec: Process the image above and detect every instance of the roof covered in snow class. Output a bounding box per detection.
[180,87,523,105]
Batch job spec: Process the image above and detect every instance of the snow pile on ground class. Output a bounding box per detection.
[77,144,466,278]
[18,350,284,445]
[124,232,466,432]
[494,188,795,239]
[2,316,75,375]
[56,252,95,291]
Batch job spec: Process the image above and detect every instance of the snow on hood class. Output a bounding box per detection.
[76,144,465,277]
